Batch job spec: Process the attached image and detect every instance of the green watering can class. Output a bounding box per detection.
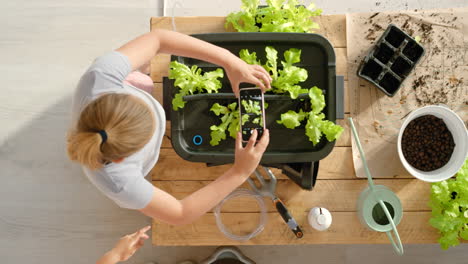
[349,118,404,256]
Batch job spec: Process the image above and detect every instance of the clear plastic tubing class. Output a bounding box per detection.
[214,188,267,241]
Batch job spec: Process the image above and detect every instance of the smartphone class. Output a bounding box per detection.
[238,87,266,142]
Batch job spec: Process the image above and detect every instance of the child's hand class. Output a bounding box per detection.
[110,225,151,262]
[232,129,270,177]
[225,57,272,97]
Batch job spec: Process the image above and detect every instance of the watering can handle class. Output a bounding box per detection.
[378,200,404,256]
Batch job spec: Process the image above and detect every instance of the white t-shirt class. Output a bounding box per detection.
[71,51,165,209]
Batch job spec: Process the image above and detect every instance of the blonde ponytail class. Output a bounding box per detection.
[67,93,155,170]
[67,132,104,170]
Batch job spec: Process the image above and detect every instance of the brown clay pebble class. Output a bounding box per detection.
[401,115,455,171]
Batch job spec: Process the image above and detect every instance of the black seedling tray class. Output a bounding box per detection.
[163,33,344,189]
[358,24,425,97]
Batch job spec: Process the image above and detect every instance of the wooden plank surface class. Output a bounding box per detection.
[153,179,430,212]
[152,212,438,246]
[150,147,413,181]
[313,15,347,48]
[149,14,428,246]
[152,82,163,104]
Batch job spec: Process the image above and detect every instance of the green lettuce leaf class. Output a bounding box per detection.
[172,93,186,110]
[209,124,227,146]
[226,0,322,33]
[209,103,236,146]
[439,230,461,250]
[203,68,224,93]
[309,86,325,113]
[210,103,229,116]
[240,46,307,98]
[277,85,343,145]
[265,46,278,79]
[225,0,260,32]
[241,99,262,115]
[259,0,322,33]
[320,119,344,142]
[210,101,268,146]
[209,102,242,146]
[429,159,468,250]
[274,48,308,98]
[227,114,240,139]
[305,112,325,145]
[304,113,343,145]
[277,109,307,129]
[169,61,224,110]
[460,228,468,241]
[239,49,261,65]
[283,48,302,66]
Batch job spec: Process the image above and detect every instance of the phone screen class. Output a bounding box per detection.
[239,88,265,142]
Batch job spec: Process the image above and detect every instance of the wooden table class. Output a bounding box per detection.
[149,15,439,246]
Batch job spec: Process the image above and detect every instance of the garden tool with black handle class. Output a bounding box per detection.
[247,167,303,238]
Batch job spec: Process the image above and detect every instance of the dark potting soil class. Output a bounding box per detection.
[401,115,455,171]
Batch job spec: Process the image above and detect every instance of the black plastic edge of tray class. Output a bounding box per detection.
[190,32,336,63]
[336,75,344,119]
[168,32,337,164]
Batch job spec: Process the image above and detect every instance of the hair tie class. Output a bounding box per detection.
[98,130,108,144]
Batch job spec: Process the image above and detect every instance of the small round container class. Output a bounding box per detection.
[308,207,332,231]
[214,188,267,241]
[397,105,468,182]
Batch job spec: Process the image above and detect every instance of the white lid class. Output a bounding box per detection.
[308,207,332,231]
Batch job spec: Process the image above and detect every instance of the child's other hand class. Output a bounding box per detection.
[232,129,270,177]
[225,58,272,97]
[110,225,151,262]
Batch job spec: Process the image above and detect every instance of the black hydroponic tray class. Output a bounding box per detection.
[358,24,425,97]
[163,33,344,165]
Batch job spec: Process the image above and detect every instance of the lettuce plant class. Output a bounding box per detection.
[240,46,308,99]
[429,160,468,249]
[277,87,343,145]
[226,0,322,33]
[209,102,248,146]
[169,61,224,110]
[241,46,343,145]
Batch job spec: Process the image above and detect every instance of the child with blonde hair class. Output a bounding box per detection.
[68,29,271,225]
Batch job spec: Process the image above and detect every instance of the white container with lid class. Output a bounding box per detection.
[308,207,332,231]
